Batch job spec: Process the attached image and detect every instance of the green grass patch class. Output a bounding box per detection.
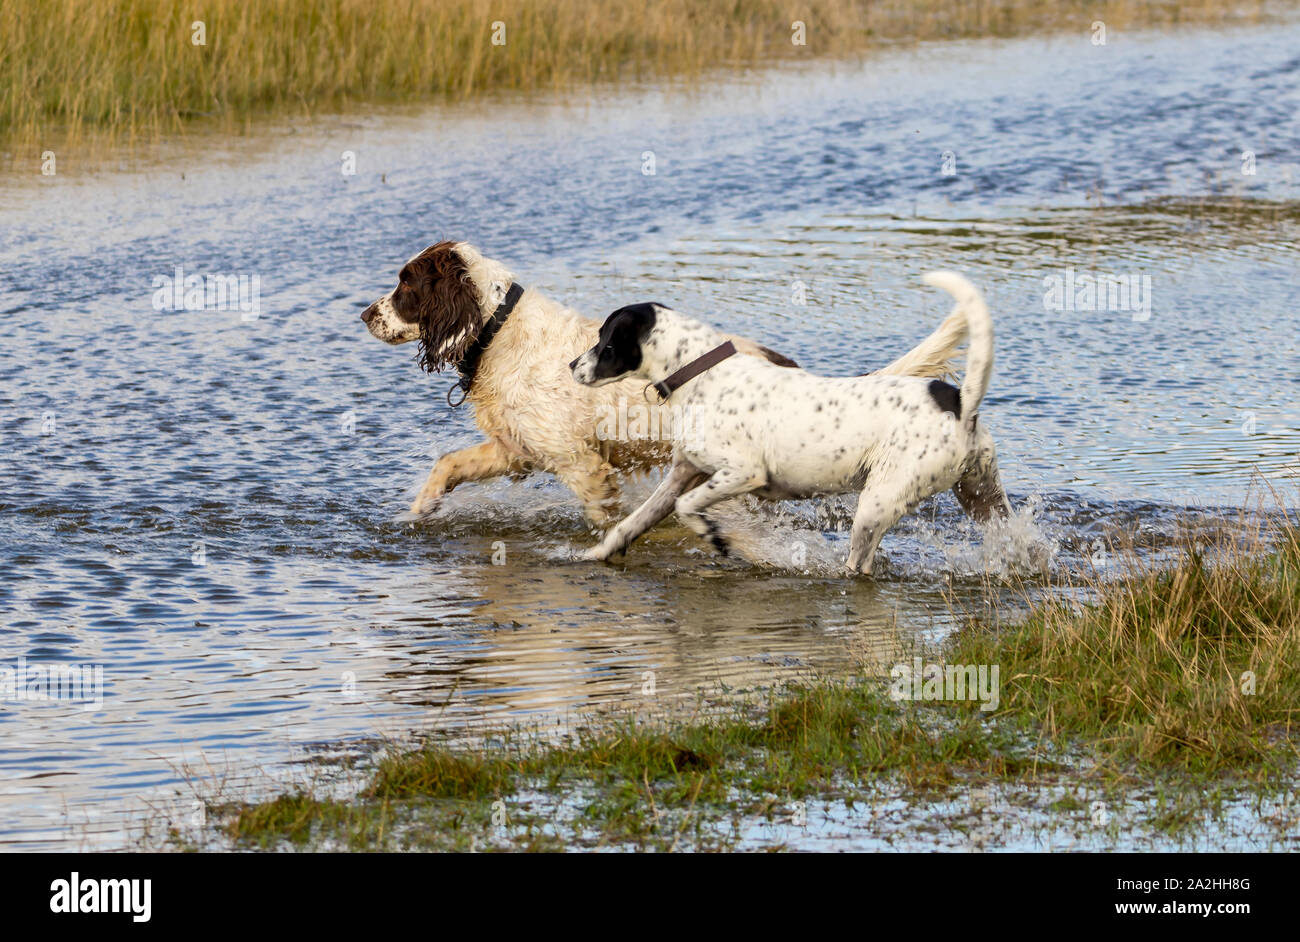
[367,746,522,800]
[950,516,1300,779]
[217,791,374,849]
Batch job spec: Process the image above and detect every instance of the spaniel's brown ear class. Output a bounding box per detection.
[415,243,482,373]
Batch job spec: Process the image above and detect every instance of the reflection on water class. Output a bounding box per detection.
[1,20,1299,848]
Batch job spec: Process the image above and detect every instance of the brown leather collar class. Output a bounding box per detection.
[648,340,736,401]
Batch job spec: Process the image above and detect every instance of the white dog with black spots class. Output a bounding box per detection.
[570,271,1011,575]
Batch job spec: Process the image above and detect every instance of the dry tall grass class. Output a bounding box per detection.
[0,0,1275,152]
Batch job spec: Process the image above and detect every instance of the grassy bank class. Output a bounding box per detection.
[2,0,1278,154]
[952,515,1300,780]
[186,513,1300,851]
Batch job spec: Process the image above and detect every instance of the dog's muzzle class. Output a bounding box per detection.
[570,352,596,385]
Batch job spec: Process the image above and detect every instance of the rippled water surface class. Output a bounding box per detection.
[2,23,1299,848]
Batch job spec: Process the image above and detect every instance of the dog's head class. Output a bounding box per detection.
[360,241,514,372]
[570,302,663,387]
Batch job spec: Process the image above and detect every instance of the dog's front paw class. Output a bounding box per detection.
[408,489,445,517]
[581,543,614,562]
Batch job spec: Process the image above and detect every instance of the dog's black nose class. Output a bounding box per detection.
[361,304,376,324]
[568,356,580,370]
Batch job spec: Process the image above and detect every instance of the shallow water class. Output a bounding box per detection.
[2,23,1299,849]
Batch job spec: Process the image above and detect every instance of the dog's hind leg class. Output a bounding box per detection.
[410,439,525,515]
[583,458,707,561]
[846,474,924,576]
[673,468,765,557]
[554,450,622,528]
[953,423,1011,522]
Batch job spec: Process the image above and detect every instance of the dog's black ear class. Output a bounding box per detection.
[414,242,482,373]
[588,303,661,381]
[603,302,659,326]
[600,303,660,344]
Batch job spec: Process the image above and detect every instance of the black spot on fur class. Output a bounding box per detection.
[927,380,962,419]
[704,518,730,557]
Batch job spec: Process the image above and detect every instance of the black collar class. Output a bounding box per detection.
[449,283,524,403]
[649,341,737,401]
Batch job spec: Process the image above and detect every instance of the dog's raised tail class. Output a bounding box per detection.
[872,304,966,381]
[921,271,993,419]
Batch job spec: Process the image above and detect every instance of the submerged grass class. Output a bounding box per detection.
[213,685,1032,850]
[207,510,1300,850]
[367,744,522,800]
[2,0,1278,156]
